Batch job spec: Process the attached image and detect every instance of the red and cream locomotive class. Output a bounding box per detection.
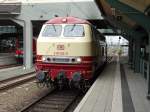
[35,17,107,90]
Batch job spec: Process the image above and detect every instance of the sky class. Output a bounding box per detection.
[105,35,128,45]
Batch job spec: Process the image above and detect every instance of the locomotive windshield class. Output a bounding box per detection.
[63,25,84,37]
[42,25,62,37]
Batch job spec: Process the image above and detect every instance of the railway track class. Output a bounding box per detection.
[0,72,35,91]
[20,89,80,112]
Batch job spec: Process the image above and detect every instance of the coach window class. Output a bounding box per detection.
[63,25,84,37]
[42,25,62,37]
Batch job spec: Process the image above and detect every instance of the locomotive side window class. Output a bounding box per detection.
[42,25,62,37]
[63,25,84,37]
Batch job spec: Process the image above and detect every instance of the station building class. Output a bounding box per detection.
[0,0,150,100]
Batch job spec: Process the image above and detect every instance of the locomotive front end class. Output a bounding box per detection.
[36,17,96,90]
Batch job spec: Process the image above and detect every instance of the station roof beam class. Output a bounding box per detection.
[0,2,21,15]
[105,0,150,32]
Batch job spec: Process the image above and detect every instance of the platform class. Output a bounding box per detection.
[0,66,35,81]
[74,56,150,112]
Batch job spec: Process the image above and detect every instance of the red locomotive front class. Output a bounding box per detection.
[36,17,106,90]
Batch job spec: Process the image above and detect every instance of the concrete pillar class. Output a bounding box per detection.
[147,32,150,99]
[11,18,33,69]
[132,40,136,69]
[23,20,33,69]
[133,39,141,73]
[128,36,133,66]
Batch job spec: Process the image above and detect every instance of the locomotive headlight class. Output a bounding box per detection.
[76,57,82,63]
[42,57,46,61]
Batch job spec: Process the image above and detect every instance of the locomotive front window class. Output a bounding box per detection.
[63,25,84,37]
[42,25,62,37]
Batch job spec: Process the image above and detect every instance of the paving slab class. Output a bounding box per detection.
[74,56,150,112]
[123,64,150,112]
[74,60,122,112]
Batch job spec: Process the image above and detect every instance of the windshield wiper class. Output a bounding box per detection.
[71,24,76,31]
[52,24,56,32]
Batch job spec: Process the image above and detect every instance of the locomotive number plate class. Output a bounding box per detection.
[57,45,64,50]
[54,52,68,56]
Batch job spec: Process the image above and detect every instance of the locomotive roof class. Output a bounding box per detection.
[45,16,90,24]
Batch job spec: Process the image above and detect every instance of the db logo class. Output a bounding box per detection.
[57,45,64,50]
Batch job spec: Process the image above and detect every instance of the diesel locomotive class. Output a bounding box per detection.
[35,17,107,90]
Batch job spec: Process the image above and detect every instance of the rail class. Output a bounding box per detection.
[20,89,80,112]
